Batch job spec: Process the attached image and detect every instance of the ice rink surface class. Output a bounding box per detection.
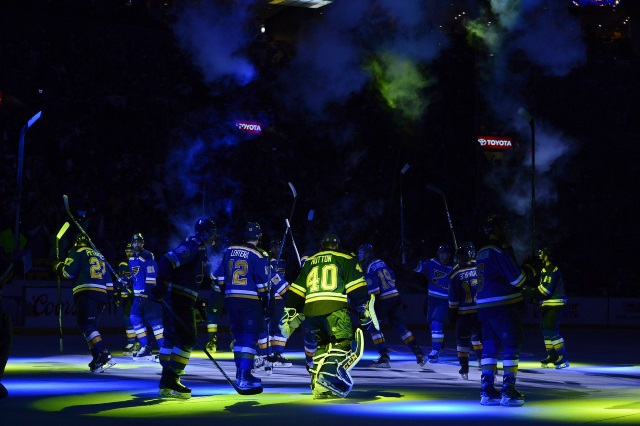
[2,326,638,425]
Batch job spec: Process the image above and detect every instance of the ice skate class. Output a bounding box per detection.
[480,375,501,406]
[269,353,292,368]
[159,370,191,399]
[459,363,469,380]
[554,356,570,369]
[500,382,525,406]
[540,355,558,368]
[122,343,136,356]
[371,350,390,368]
[91,349,115,373]
[205,336,217,353]
[133,345,153,361]
[410,345,428,368]
[427,349,440,363]
[236,369,262,393]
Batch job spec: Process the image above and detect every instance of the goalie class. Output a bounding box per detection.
[279,233,371,399]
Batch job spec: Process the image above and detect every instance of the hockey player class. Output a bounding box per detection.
[266,238,293,367]
[152,219,218,399]
[253,239,290,372]
[215,222,270,393]
[53,234,115,373]
[534,247,570,369]
[475,214,535,407]
[414,244,453,363]
[279,234,371,399]
[129,233,163,361]
[116,243,139,356]
[448,244,482,380]
[204,283,224,353]
[357,244,427,368]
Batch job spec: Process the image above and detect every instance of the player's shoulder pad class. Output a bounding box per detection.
[140,249,155,261]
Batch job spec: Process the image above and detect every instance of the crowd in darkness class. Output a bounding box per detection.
[1,3,209,265]
[1,2,298,277]
[2,2,640,298]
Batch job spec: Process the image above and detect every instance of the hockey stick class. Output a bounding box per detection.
[55,222,70,352]
[273,182,298,270]
[161,300,262,395]
[285,219,301,266]
[400,163,410,264]
[425,185,458,250]
[287,182,297,222]
[265,182,298,375]
[518,107,537,257]
[63,195,121,280]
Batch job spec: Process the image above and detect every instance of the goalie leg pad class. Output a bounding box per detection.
[313,329,364,398]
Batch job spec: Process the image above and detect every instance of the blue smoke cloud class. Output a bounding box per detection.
[162,0,588,259]
[513,1,587,76]
[162,107,250,247]
[171,0,257,87]
[469,0,586,258]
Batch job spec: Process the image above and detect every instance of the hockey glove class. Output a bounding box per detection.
[356,294,380,330]
[150,282,168,303]
[356,304,373,328]
[521,286,540,304]
[521,256,543,281]
[113,288,122,307]
[52,261,64,277]
[279,307,305,339]
[196,298,207,322]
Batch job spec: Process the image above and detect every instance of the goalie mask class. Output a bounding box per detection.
[321,233,340,250]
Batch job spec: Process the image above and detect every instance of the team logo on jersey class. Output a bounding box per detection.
[131,266,140,276]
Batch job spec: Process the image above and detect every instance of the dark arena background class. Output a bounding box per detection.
[1,0,639,424]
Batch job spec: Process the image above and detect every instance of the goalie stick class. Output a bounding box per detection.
[425,185,458,250]
[161,300,262,395]
[55,222,70,352]
[62,195,122,281]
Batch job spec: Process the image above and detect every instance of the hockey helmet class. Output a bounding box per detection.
[482,214,508,236]
[195,219,217,244]
[455,245,473,265]
[357,244,374,264]
[437,244,452,263]
[538,247,552,261]
[75,233,90,247]
[245,222,263,240]
[125,243,134,253]
[270,238,282,254]
[321,233,340,250]
[460,241,476,258]
[131,233,144,242]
